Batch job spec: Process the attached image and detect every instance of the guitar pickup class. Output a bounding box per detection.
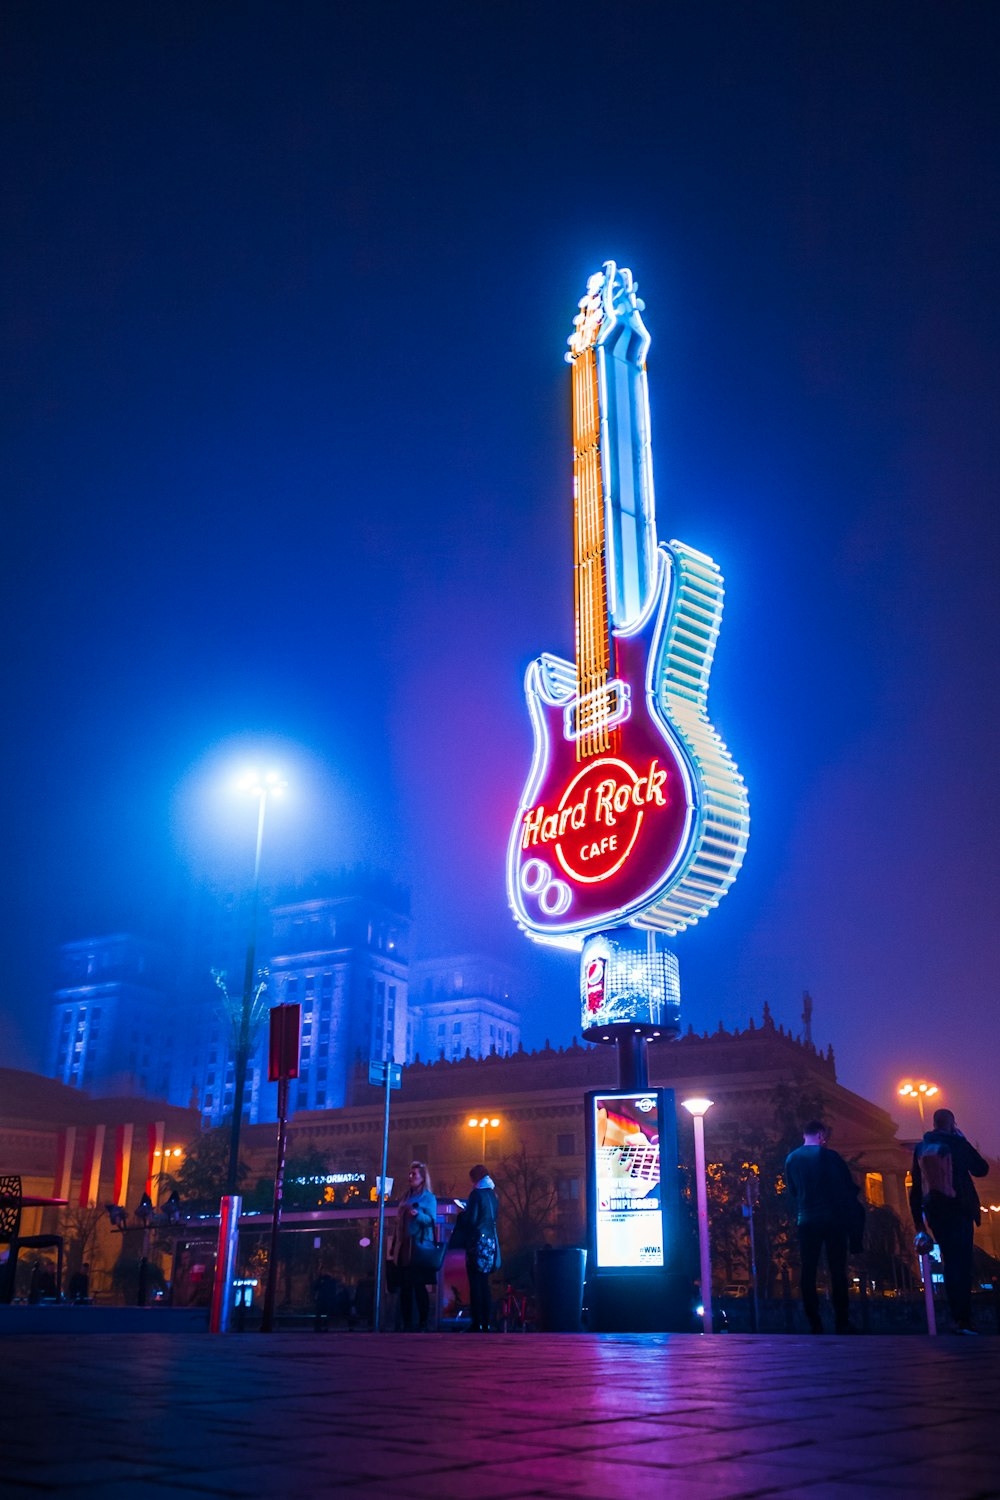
[564,679,632,741]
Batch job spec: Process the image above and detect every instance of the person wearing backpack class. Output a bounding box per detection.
[909,1108,989,1334]
[453,1164,500,1332]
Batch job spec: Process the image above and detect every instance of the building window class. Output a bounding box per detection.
[557,1178,580,1200]
[557,1133,575,1156]
[865,1172,885,1207]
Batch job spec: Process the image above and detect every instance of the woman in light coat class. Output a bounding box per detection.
[394,1160,437,1331]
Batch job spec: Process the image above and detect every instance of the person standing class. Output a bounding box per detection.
[394,1160,437,1332]
[785,1120,861,1334]
[455,1164,500,1333]
[909,1107,989,1335]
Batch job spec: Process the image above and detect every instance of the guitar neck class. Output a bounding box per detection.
[572,345,614,760]
[568,263,659,762]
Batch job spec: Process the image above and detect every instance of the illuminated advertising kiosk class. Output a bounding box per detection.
[507,263,749,1329]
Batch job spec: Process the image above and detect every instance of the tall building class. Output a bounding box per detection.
[47,934,173,1099]
[169,872,410,1124]
[45,878,526,1127]
[408,954,520,1062]
[266,882,410,1115]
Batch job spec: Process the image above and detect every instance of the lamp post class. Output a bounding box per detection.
[225,769,286,1196]
[986,1205,1000,1262]
[682,1097,714,1335]
[897,1080,939,1130]
[467,1115,501,1161]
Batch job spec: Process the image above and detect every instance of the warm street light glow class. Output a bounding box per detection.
[467,1114,502,1158]
[897,1080,940,1127]
[681,1097,714,1118]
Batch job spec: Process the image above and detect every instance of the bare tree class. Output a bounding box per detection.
[496,1143,557,1255]
[57,1203,106,1280]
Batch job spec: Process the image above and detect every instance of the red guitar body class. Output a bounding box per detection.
[507,550,696,944]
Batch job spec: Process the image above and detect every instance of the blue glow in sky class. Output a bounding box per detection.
[2,3,998,1151]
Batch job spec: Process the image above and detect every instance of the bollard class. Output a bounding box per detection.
[209,1195,242,1334]
[920,1252,937,1336]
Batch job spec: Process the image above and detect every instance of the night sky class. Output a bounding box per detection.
[4,4,998,1151]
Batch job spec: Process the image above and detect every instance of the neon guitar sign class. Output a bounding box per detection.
[507,263,749,948]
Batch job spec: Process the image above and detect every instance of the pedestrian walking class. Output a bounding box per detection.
[910,1107,989,1334]
[393,1160,437,1331]
[453,1164,500,1332]
[785,1120,862,1334]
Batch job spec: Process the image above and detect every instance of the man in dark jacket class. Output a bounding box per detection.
[785,1120,861,1334]
[909,1108,989,1334]
[456,1165,500,1333]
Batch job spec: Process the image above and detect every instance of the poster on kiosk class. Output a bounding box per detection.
[585,1087,678,1273]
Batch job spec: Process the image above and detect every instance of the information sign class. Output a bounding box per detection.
[368,1059,402,1089]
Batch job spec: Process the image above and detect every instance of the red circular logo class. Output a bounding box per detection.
[554,757,646,883]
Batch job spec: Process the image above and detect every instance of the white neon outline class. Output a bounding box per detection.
[506,543,747,946]
[506,551,696,935]
[562,678,632,742]
[506,265,750,949]
[552,756,645,884]
[519,859,550,895]
[539,879,572,916]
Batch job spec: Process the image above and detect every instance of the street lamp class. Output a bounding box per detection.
[985,1205,1000,1262]
[682,1097,715,1335]
[225,768,286,1195]
[898,1080,939,1130]
[467,1115,501,1160]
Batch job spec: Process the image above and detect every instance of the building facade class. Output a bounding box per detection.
[47,935,173,1101]
[45,878,525,1127]
[408,954,521,1063]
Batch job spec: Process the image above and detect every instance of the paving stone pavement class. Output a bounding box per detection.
[2,1332,999,1500]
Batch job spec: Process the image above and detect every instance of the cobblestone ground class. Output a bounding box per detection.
[3,1332,999,1499]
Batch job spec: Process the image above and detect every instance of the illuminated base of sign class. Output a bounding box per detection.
[581,927,680,1040]
[591,1090,665,1269]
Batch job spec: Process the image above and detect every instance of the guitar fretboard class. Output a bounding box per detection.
[596,1142,661,1197]
[572,344,615,761]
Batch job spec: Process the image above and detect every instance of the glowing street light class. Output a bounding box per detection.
[898,1080,939,1129]
[682,1097,715,1335]
[467,1115,501,1160]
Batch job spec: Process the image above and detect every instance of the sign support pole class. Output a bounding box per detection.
[373,1068,392,1334]
[260,1075,289,1333]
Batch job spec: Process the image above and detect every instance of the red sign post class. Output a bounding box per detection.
[261,1003,301,1333]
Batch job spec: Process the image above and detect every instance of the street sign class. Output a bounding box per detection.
[268,1003,301,1081]
[368,1059,402,1089]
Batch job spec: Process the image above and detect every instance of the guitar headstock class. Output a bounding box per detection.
[566,260,647,362]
